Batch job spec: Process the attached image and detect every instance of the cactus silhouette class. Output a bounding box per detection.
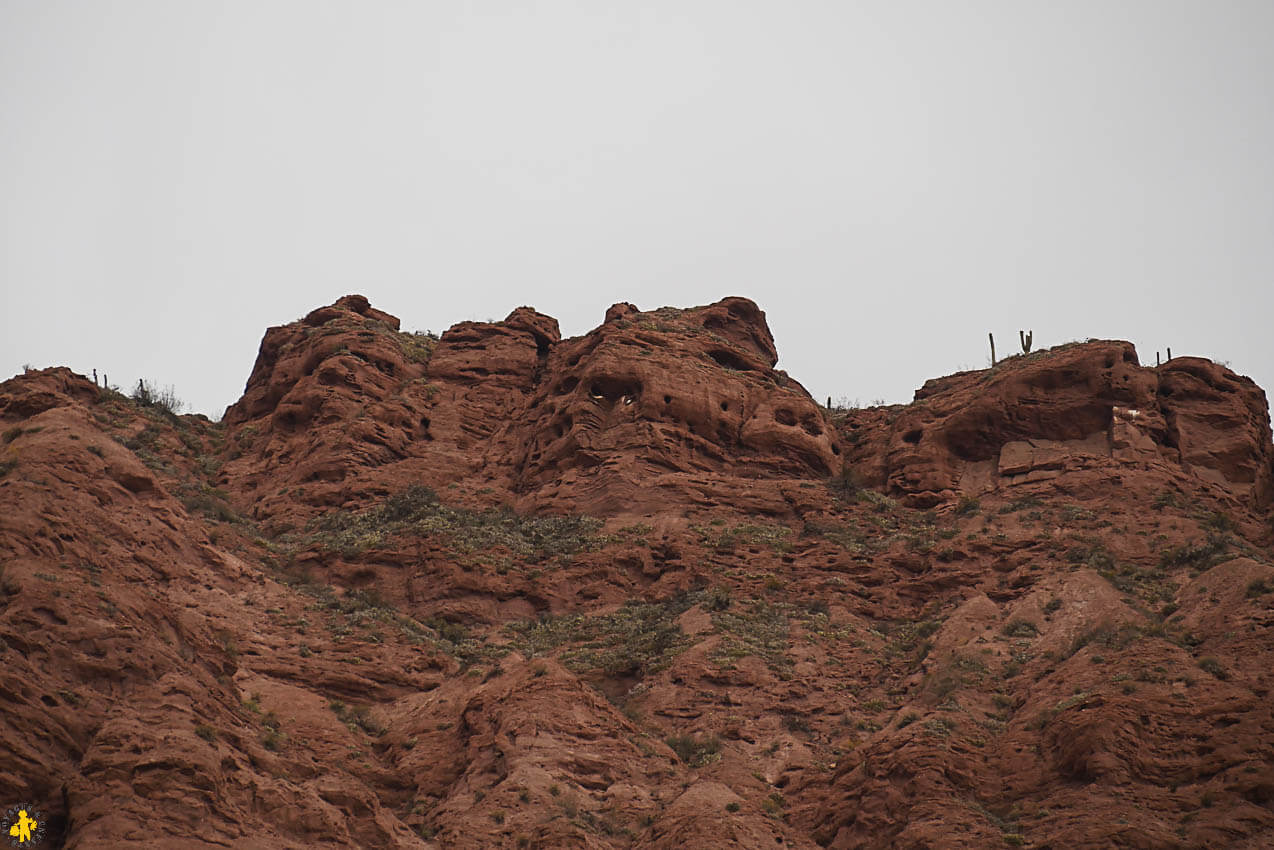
[1020,330,1033,354]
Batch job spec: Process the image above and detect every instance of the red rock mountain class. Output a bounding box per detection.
[1,295,1272,848]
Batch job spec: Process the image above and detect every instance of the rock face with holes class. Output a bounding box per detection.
[218,296,564,528]
[841,341,1274,510]
[3,298,1274,850]
[493,297,841,515]
[219,294,841,523]
[220,294,437,523]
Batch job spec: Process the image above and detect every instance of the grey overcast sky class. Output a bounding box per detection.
[2,1,1272,420]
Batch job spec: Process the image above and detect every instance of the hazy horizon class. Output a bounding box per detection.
[3,2,1272,420]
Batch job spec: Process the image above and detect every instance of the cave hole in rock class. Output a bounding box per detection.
[942,415,1002,462]
[664,394,672,404]
[588,376,642,403]
[903,428,923,444]
[800,415,823,436]
[532,333,552,358]
[556,376,579,396]
[720,401,729,411]
[708,349,753,372]
[831,444,840,455]
[419,416,433,440]
[774,409,797,426]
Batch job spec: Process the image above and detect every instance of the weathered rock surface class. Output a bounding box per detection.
[843,341,1273,511]
[494,297,840,516]
[1,298,1272,848]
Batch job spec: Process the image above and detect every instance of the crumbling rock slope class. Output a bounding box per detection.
[1,295,1272,849]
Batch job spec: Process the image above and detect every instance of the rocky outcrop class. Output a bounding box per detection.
[1158,357,1274,508]
[1,299,1272,849]
[219,295,841,522]
[493,297,840,515]
[217,297,561,526]
[841,341,1273,510]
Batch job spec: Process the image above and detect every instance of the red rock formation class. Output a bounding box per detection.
[1158,357,1274,508]
[844,341,1273,511]
[1,299,1272,848]
[220,295,840,523]
[494,297,840,516]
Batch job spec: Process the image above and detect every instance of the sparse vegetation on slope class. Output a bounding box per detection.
[3,301,1272,849]
[305,484,609,559]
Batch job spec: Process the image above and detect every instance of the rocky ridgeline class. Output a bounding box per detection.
[0,295,1271,848]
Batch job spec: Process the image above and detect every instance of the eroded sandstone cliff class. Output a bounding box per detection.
[1,296,1271,848]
